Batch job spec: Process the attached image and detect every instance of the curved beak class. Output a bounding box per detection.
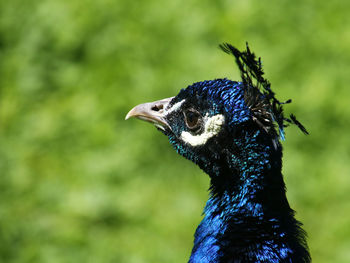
[125,97,174,131]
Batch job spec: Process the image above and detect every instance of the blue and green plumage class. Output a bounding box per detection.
[126,44,310,262]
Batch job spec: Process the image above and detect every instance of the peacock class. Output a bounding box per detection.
[125,43,310,263]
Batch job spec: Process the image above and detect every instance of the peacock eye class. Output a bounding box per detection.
[184,109,201,131]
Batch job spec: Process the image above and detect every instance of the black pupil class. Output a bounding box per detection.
[186,111,198,127]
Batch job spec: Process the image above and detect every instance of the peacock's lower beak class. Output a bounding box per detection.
[125,97,174,131]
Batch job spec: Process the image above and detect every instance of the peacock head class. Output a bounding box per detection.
[125,44,307,179]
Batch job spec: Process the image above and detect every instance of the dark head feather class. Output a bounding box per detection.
[219,43,309,141]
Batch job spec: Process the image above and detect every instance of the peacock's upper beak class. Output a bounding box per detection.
[125,97,174,131]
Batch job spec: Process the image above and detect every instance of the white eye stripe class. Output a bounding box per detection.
[180,114,225,147]
[164,99,185,115]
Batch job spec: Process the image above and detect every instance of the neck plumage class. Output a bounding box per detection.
[189,129,310,263]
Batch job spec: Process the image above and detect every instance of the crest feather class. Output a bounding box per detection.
[219,43,309,141]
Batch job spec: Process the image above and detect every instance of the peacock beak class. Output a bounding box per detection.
[125,96,174,131]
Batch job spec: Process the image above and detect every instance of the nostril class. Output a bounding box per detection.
[151,104,164,112]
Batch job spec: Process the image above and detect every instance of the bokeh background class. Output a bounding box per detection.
[1,0,349,262]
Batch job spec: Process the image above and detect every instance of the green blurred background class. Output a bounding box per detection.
[0,0,349,262]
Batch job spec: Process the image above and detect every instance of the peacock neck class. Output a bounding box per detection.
[208,128,290,217]
[189,129,309,262]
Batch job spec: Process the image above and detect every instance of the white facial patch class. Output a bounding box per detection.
[180,114,225,147]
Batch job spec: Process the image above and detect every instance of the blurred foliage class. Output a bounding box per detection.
[0,0,349,262]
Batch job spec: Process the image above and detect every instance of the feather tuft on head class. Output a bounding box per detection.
[219,43,309,142]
